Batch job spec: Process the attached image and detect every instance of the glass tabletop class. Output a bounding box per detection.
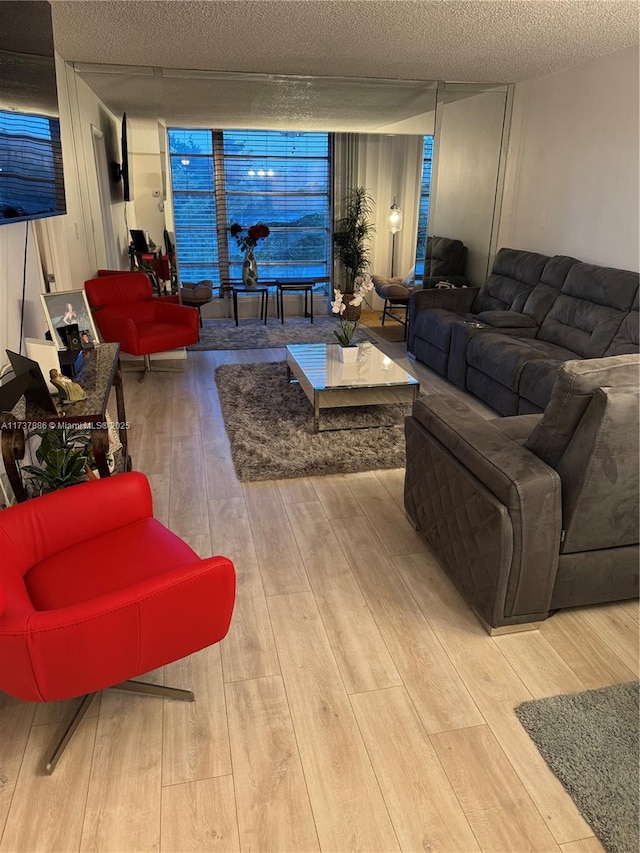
[286,342,419,391]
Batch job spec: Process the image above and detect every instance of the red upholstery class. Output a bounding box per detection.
[85,273,199,356]
[0,473,236,703]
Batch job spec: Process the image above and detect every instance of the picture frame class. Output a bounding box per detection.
[40,289,100,351]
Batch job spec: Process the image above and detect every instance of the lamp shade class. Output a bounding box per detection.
[388,201,403,234]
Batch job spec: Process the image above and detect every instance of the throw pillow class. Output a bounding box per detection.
[401,267,415,288]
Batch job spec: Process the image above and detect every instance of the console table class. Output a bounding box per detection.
[1,343,131,503]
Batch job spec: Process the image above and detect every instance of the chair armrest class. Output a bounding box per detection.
[153,302,200,332]
[94,314,141,353]
[1,473,153,568]
[405,394,561,627]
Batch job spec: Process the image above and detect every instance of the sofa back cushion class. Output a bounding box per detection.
[521,255,578,324]
[557,385,639,553]
[524,354,640,468]
[475,248,550,313]
[536,263,639,357]
[604,292,639,356]
[426,236,467,277]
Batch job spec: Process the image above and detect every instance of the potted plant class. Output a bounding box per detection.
[332,186,375,299]
[22,426,94,497]
[331,279,374,361]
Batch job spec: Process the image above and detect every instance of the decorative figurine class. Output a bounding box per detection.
[49,369,87,402]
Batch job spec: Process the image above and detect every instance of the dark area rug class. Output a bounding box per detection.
[214,361,409,481]
[190,316,374,351]
[515,681,639,853]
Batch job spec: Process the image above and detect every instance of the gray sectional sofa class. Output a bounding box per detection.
[407,248,640,414]
[404,355,640,630]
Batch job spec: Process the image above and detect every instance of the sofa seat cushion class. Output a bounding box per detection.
[467,334,578,392]
[412,308,475,351]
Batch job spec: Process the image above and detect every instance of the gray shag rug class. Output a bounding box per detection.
[214,361,409,481]
[189,316,374,351]
[515,681,639,853]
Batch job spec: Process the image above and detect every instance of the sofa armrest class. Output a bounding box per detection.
[409,285,479,321]
[153,301,200,331]
[407,287,480,355]
[404,393,561,628]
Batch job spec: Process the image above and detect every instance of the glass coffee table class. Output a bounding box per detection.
[286,342,420,433]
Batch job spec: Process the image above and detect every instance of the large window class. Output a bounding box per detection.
[413,136,433,277]
[168,129,331,287]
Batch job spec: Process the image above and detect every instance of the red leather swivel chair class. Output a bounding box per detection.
[85,273,199,378]
[0,472,236,772]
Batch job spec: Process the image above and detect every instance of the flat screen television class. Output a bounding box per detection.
[111,112,132,201]
[0,1,66,225]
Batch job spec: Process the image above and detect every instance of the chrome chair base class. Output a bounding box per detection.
[45,679,195,774]
[121,354,186,382]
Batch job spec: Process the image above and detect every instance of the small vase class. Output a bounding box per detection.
[338,344,358,363]
[242,249,258,290]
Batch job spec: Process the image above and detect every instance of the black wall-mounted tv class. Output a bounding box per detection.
[110,112,132,201]
[0,1,66,225]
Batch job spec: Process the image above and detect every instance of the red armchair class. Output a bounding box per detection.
[0,472,236,772]
[85,273,199,378]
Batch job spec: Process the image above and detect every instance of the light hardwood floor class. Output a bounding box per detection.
[1,317,637,853]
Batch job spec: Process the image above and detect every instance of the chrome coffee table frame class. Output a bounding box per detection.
[286,342,420,433]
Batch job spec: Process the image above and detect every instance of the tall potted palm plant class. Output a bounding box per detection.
[332,187,375,309]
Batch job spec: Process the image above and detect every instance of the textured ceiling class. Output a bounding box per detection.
[50,0,639,85]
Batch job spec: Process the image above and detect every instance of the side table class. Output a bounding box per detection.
[231,284,269,326]
[277,280,316,324]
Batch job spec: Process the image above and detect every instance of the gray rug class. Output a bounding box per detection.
[515,681,639,853]
[214,361,409,481]
[190,316,374,351]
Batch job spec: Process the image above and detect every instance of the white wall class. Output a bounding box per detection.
[498,45,639,271]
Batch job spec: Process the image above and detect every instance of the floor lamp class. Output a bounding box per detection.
[388,196,403,277]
